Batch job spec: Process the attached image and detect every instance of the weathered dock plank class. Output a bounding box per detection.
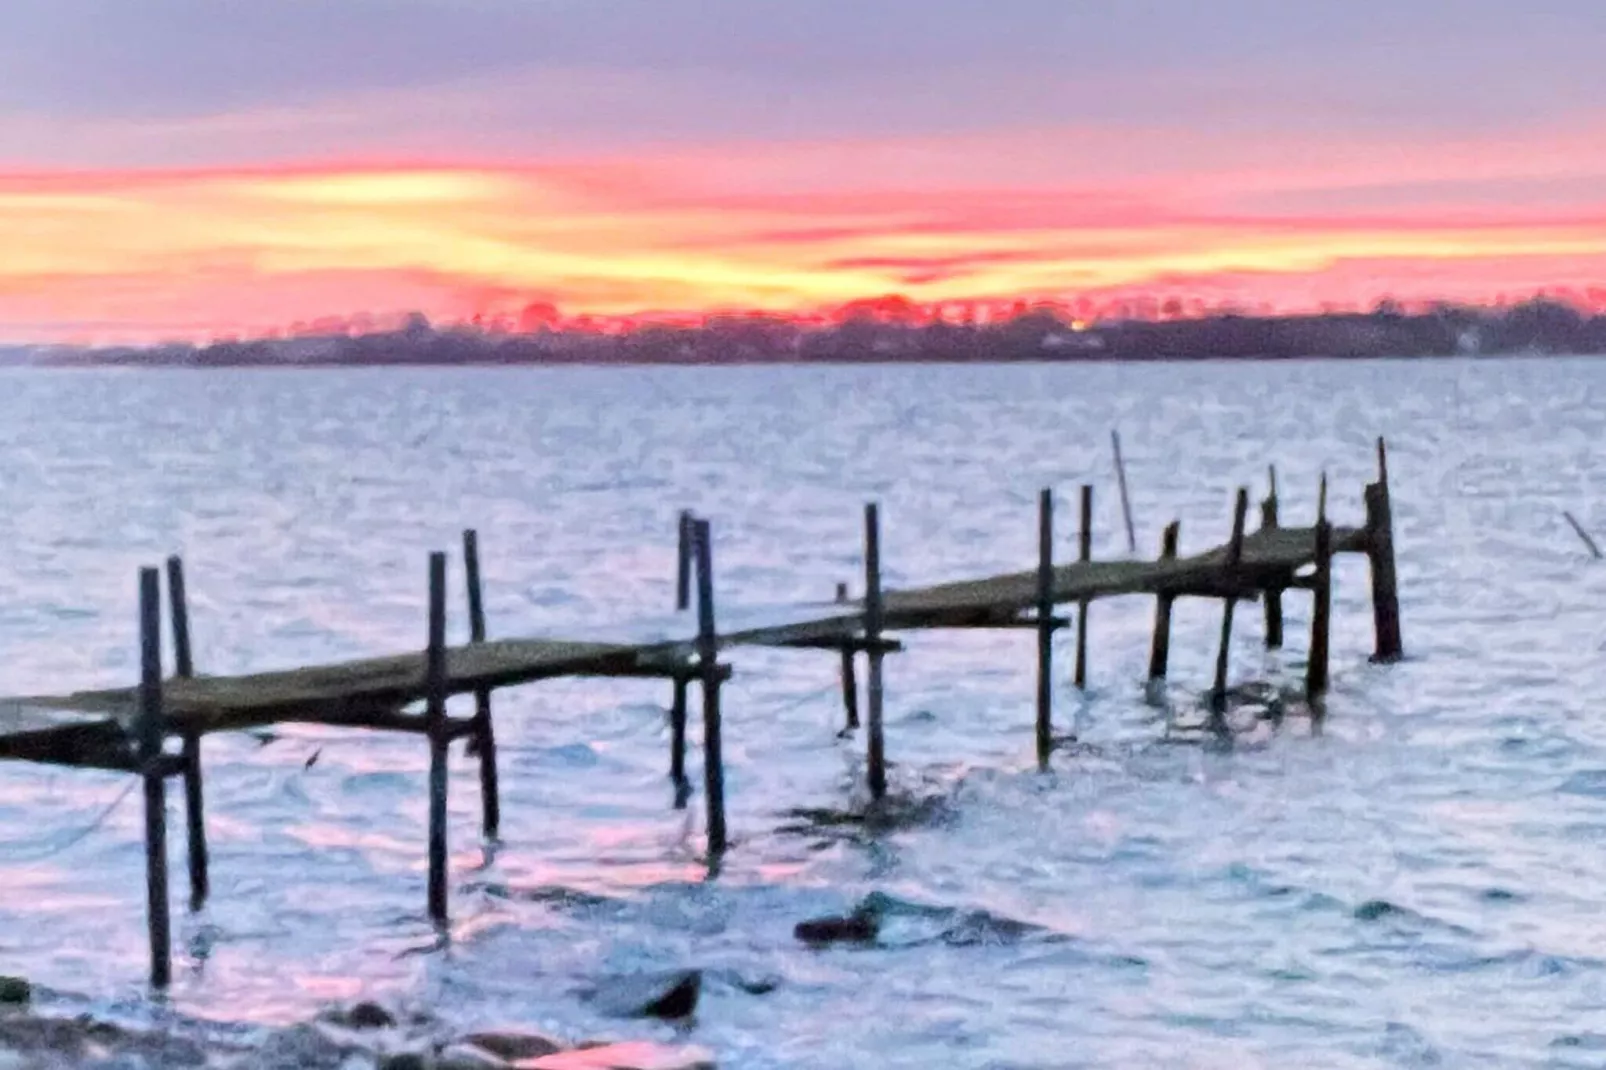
[2,638,691,747]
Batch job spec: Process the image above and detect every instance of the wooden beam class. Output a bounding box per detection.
[425,552,450,924]
[138,567,172,990]
[463,530,500,840]
[865,503,887,801]
[166,555,208,912]
[1260,467,1284,650]
[1307,474,1332,702]
[1148,521,1180,681]
[1035,487,1054,767]
[1075,484,1092,689]
[1211,489,1250,714]
[1366,437,1403,662]
[693,519,727,855]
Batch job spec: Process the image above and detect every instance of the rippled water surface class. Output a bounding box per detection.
[2,359,1606,1068]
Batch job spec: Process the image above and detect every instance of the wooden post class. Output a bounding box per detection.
[1366,437,1403,663]
[1260,467,1284,650]
[1147,521,1180,681]
[462,530,500,839]
[426,551,450,923]
[137,567,172,989]
[1306,474,1332,701]
[164,556,208,911]
[864,503,887,801]
[839,649,860,731]
[669,676,689,794]
[1112,429,1137,553]
[692,519,727,855]
[1074,485,1092,689]
[1210,489,1250,714]
[676,510,693,611]
[1035,488,1055,766]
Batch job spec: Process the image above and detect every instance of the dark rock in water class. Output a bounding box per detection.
[587,969,701,1020]
[794,906,879,946]
[460,1028,566,1060]
[346,1000,398,1030]
[0,977,28,1005]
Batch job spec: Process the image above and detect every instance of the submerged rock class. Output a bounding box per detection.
[518,1041,716,1070]
[459,1030,565,1061]
[794,906,879,946]
[585,970,701,1021]
[320,1000,398,1031]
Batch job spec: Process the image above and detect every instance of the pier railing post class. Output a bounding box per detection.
[1260,466,1284,650]
[1211,488,1250,715]
[1147,521,1180,682]
[669,675,689,799]
[692,519,727,855]
[864,503,888,801]
[1366,438,1403,663]
[462,530,500,840]
[1074,485,1092,689]
[1306,475,1332,702]
[676,510,694,612]
[137,567,172,989]
[426,552,450,924]
[1035,488,1055,766]
[839,646,860,732]
[165,555,208,911]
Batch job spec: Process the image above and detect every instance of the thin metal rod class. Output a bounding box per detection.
[1564,511,1603,559]
[1112,429,1137,553]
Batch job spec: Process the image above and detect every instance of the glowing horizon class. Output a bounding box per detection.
[6,1,1606,345]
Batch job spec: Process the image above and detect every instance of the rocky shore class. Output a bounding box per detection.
[0,974,715,1070]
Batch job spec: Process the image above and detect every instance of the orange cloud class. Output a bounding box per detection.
[4,126,1606,342]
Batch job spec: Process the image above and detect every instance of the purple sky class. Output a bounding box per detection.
[4,0,1604,167]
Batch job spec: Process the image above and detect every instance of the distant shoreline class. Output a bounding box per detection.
[19,296,1606,367]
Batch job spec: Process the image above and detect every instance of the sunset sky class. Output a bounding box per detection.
[4,0,1606,343]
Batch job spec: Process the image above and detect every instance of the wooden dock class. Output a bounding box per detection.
[0,438,1404,989]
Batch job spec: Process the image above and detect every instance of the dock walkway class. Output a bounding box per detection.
[0,438,1404,990]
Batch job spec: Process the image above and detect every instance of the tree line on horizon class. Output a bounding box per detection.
[52,294,1606,367]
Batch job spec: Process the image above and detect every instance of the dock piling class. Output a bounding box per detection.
[1035,488,1055,766]
[1306,475,1333,702]
[1075,485,1092,689]
[1211,489,1250,714]
[138,567,172,989]
[462,530,500,839]
[1366,438,1403,663]
[1147,521,1180,682]
[692,520,727,855]
[864,503,887,801]
[165,556,209,911]
[425,552,450,924]
[676,510,694,612]
[1260,466,1284,649]
[839,648,860,731]
[669,676,689,797]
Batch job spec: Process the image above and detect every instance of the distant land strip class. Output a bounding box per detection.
[27,297,1606,367]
